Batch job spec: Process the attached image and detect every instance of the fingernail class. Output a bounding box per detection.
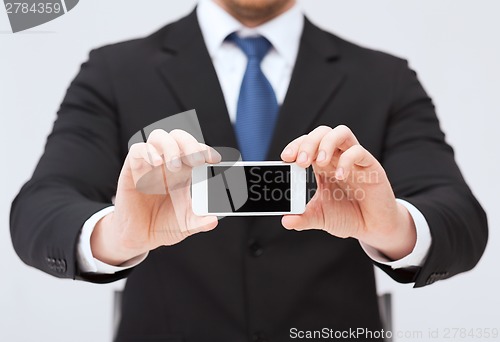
[284,148,294,156]
[316,150,326,162]
[171,157,181,168]
[297,151,308,163]
[153,155,163,165]
[212,149,222,161]
[335,167,344,180]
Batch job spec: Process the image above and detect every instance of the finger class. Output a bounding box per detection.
[295,125,333,168]
[281,197,324,230]
[281,135,306,162]
[127,143,166,192]
[128,142,163,170]
[173,215,219,240]
[188,216,219,234]
[335,144,376,180]
[282,215,312,231]
[147,129,182,172]
[282,211,322,231]
[169,129,208,167]
[199,143,222,164]
[316,125,359,167]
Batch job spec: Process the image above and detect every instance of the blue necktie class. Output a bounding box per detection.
[228,33,279,161]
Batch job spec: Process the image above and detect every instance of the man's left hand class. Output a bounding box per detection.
[281,125,416,261]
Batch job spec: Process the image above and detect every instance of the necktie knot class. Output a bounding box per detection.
[228,33,272,61]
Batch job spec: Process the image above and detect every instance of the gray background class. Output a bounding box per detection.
[1,1,499,341]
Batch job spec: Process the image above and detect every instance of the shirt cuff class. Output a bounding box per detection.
[76,206,149,274]
[360,199,432,269]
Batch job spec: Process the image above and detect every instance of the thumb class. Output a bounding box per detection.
[282,210,322,231]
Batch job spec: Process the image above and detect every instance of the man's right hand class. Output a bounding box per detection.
[90,129,221,266]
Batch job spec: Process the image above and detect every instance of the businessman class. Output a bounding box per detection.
[10,0,488,341]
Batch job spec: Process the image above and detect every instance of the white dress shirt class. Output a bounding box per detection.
[77,0,432,273]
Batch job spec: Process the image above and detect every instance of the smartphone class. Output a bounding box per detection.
[192,161,306,216]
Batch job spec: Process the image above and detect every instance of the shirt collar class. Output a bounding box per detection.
[197,0,304,67]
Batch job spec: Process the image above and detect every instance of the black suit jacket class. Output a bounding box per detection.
[11,9,488,342]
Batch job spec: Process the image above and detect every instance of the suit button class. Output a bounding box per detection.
[47,257,55,269]
[425,274,436,285]
[249,240,264,257]
[436,272,448,280]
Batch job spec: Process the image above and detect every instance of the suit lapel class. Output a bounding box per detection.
[157,10,238,155]
[267,18,346,160]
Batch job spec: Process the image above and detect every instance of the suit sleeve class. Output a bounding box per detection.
[10,48,132,283]
[377,60,488,287]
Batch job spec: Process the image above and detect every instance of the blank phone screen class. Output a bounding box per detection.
[207,165,291,213]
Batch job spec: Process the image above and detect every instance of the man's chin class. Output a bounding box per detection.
[218,0,294,21]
